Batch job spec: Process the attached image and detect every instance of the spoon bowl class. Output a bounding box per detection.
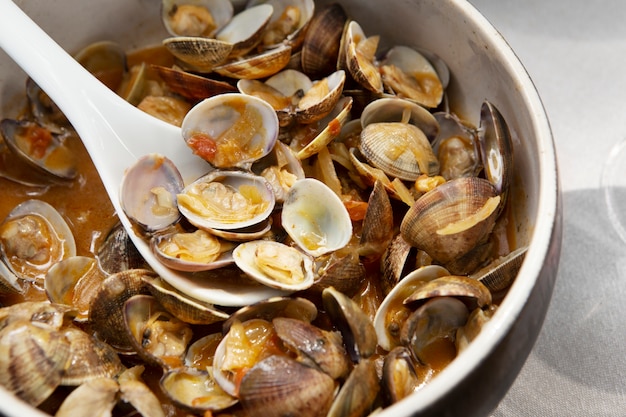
[0,0,285,306]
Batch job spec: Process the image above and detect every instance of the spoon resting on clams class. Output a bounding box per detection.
[0,0,289,306]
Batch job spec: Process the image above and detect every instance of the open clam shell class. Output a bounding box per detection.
[374,265,451,351]
[0,199,76,283]
[177,170,276,231]
[281,178,352,257]
[162,36,234,72]
[233,240,315,291]
[120,153,184,232]
[380,45,444,109]
[247,0,316,50]
[151,229,235,272]
[182,93,279,168]
[160,367,238,412]
[215,4,274,58]
[161,0,234,38]
[360,96,440,141]
[0,119,77,180]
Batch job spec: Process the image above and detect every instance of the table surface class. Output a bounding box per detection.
[467,1,626,415]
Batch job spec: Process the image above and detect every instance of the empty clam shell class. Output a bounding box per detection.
[233,240,315,291]
[182,93,279,168]
[177,170,275,231]
[281,178,352,257]
[120,153,184,232]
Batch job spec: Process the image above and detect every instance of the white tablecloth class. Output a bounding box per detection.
[468,0,626,415]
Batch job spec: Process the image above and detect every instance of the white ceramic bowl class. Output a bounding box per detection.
[0,0,561,416]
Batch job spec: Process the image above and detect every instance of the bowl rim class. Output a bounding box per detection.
[0,0,559,415]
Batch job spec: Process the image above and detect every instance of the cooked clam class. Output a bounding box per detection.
[162,36,234,72]
[374,265,451,351]
[177,170,275,231]
[380,45,444,109]
[248,0,316,49]
[233,240,315,291]
[123,294,193,368]
[44,255,106,322]
[341,20,382,94]
[0,119,77,180]
[161,0,234,38]
[432,110,482,180]
[238,354,336,417]
[120,153,185,232]
[281,178,352,257]
[160,367,238,412]
[216,4,274,57]
[400,176,501,265]
[182,93,279,168]
[0,199,76,283]
[151,229,235,272]
[222,296,317,333]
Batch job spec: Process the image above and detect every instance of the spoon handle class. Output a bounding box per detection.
[0,0,206,186]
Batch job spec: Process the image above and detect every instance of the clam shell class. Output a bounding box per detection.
[479,100,514,204]
[74,40,127,92]
[151,65,237,103]
[300,3,348,78]
[248,0,316,49]
[359,121,439,181]
[120,153,184,232]
[273,317,350,379]
[54,377,119,417]
[373,265,451,351]
[295,69,346,125]
[60,326,125,386]
[25,78,70,134]
[400,176,500,264]
[326,358,380,417]
[0,199,76,283]
[402,274,493,310]
[161,0,234,38]
[322,286,377,362]
[0,119,77,180]
[44,255,106,322]
[0,259,23,294]
[233,240,315,291]
[177,170,275,231]
[151,229,235,272]
[143,274,230,325]
[0,301,74,331]
[181,93,279,168]
[358,180,394,258]
[381,346,421,405]
[360,96,440,141]
[162,36,233,72]
[310,250,366,297]
[281,178,352,257]
[238,355,336,417]
[432,111,481,180]
[216,4,274,57]
[123,294,193,369]
[214,43,292,79]
[380,45,444,108]
[400,296,469,365]
[0,321,70,406]
[470,245,527,292]
[88,269,154,353]
[343,20,383,93]
[222,296,317,334]
[160,367,238,412]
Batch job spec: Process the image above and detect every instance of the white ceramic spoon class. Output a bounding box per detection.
[0,0,287,306]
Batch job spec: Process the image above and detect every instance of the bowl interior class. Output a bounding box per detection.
[0,0,558,416]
